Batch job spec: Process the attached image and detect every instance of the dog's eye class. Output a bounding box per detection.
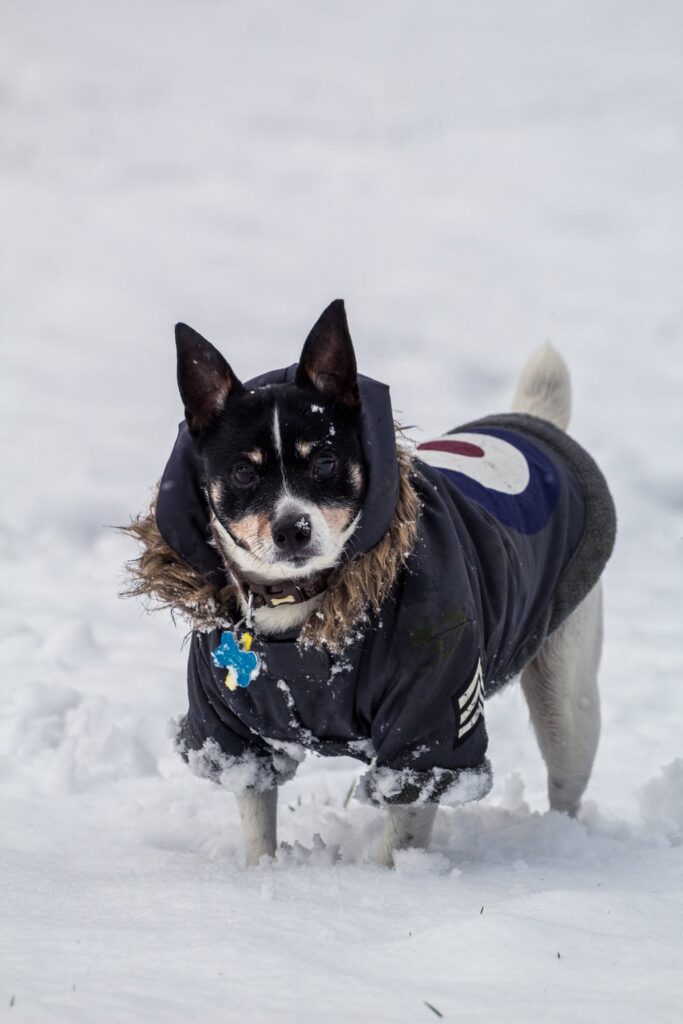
[312,452,338,479]
[231,462,258,488]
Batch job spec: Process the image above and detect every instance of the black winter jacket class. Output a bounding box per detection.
[156,367,616,806]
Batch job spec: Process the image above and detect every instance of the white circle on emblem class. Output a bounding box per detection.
[416,433,530,494]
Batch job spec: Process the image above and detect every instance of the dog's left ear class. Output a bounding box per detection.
[296,299,360,407]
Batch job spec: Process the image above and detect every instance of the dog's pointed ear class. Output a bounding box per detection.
[175,322,243,435]
[296,300,360,407]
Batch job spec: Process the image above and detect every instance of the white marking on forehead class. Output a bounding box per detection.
[272,402,283,458]
[272,400,288,490]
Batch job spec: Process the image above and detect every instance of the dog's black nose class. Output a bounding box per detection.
[272,514,312,553]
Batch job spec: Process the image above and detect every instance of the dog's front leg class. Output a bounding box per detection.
[378,804,438,868]
[237,787,278,866]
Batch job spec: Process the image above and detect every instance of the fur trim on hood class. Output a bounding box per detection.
[122,444,421,652]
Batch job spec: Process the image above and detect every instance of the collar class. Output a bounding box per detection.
[226,558,332,610]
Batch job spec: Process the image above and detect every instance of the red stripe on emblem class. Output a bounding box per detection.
[417,439,485,457]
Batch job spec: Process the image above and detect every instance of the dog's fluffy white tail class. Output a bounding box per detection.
[511,343,572,430]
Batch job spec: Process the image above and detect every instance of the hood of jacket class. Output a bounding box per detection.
[155,367,400,583]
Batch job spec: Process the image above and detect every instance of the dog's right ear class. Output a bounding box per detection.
[175,323,243,435]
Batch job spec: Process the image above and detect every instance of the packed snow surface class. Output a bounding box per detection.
[1,1,682,1021]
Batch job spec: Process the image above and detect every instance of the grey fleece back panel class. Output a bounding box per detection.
[453,413,617,644]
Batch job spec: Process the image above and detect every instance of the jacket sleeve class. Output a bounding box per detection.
[175,632,300,792]
[356,621,492,807]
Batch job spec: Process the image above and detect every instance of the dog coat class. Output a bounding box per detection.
[156,368,616,806]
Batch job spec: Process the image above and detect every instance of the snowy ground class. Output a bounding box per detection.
[1,1,682,1021]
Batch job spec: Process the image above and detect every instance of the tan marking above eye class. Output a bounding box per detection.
[296,440,314,458]
[246,449,263,465]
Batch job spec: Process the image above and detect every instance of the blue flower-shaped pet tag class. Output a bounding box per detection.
[212,629,261,691]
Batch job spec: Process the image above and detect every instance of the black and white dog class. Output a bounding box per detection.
[128,300,615,866]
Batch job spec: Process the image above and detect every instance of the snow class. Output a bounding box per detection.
[1,0,682,1021]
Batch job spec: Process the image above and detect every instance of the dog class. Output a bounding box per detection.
[125,300,615,866]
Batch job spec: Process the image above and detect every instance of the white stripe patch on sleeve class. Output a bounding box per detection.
[457,659,484,740]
